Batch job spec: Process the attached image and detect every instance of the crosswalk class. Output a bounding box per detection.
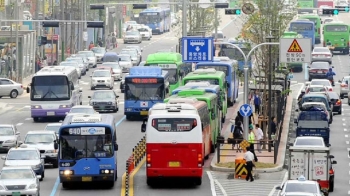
[208,171,287,196]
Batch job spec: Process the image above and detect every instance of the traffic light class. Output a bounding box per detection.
[214,3,229,8]
[334,6,350,12]
[42,21,59,27]
[87,21,104,28]
[225,9,241,15]
[41,36,47,45]
[90,5,105,10]
[133,4,147,9]
[322,8,339,15]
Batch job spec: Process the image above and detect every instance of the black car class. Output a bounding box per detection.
[88,90,119,113]
[328,91,342,114]
[308,62,333,81]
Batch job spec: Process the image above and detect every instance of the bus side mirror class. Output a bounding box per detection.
[54,142,58,150]
[26,86,30,93]
[114,143,118,151]
[141,124,146,132]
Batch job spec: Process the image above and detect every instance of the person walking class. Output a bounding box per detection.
[255,124,264,153]
[253,90,261,115]
[88,41,94,50]
[244,147,255,182]
[231,120,243,151]
[248,125,258,162]
[111,33,117,49]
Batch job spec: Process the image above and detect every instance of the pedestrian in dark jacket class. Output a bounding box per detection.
[253,91,261,115]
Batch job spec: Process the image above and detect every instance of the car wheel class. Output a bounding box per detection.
[39,172,44,181]
[91,87,95,90]
[10,90,18,98]
[33,117,39,122]
[338,109,342,115]
[0,96,2,98]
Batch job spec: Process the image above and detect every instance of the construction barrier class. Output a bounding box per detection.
[124,135,146,196]
[234,156,248,179]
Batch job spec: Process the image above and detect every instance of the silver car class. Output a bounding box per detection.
[118,54,133,73]
[44,123,61,137]
[120,49,140,66]
[66,57,87,75]
[0,166,41,195]
[91,47,106,64]
[75,54,90,71]
[339,76,350,98]
[102,62,122,80]
[0,78,24,98]
[78,50,97,68]
[123,30,142,44]
[311,47,333,64]
[0,124,20,151]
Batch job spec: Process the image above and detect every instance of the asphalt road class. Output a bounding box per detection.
[289,12,350,196]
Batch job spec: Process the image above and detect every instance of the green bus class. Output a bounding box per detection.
[281,31,304,71]
[299,14,322,44]
[145,52,191,93]
[323,22,350,54]
[297,0,314,14]
[164,89,220,152]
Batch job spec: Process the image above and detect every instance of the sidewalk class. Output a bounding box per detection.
[210,94,293,173]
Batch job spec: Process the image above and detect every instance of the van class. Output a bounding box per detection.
[102,52,119,63]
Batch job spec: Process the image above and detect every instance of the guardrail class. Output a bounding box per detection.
[124,136,146,196]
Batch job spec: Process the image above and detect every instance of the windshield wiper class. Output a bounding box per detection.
[141,89,154,103]
[42,88,59,99]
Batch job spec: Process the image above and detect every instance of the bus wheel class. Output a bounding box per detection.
[126,115,131,120]
[147,177,154,187]
[329,176,334,192]
[62,182,70,189]
[33,117,39,122]
[195,177,202,185]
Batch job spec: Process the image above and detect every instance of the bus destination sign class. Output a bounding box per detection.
[131,78,157,83]
[68,127,106,135]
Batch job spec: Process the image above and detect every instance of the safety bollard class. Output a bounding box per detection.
[132,148,135,167]
[125,159,130,196]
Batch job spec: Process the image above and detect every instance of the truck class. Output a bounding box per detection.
[295,120,330,145]
[288,146,337,194]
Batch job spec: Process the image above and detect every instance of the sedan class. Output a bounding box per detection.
[68,105,96,115]
[44,123,61,137]
[123,30,142,44]
[276,177,325,196]
[88,90,119,113]
[305,85,328,94]
[308,62,333,81]
[0,124,20,151]
[338,76,350,98]
[328,91,342,114]
[0,78,24,98]
[74,54,90,71]
[120,49,140,66]
[310,79,333,91]
[0,166,41,195]
[78,50,97,68]
[138,27,151,40]
[311,47,332,64]
[118,54,133,73]
[66,57,87,75]
[91,47,106,64]
[102,62,122,80]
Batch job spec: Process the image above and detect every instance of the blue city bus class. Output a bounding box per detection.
[219,39,252,71]
[58,114,118,188]
[195,61,239,106]
[124,67,170,120]
[139,7,171,34]
[289,20,315,48]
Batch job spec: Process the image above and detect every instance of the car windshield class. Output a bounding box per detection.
[93,71,110,77]
[119,56,131,61]
[7,150,39,160]
[121,51,136,57]
[70,108,95,114]
[79,52,94,57]
[24,134,54,144]
[0,169,34,179]
[138,28,148,32]
[285,183,318,193]
[310,63,329,69]
[60,62,78,68]
[92,91,115,99]
[311,81,330,86]
[66,58,83,64]
[295,139,324,146]
[313,48,329,53]
[308,87,326,92]
[103,63,120,69]
[91,48,105,54]
[0,127,14,136]
[126,31,139,36]
[126,47,139,52]
[45,125,60,134]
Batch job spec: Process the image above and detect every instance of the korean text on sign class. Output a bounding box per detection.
[285,53,306,63]
[188,52,207,61]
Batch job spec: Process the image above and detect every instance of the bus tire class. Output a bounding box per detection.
[195,177,202,185]
[329,176,334,192]
[52,161,58,168]
[33,117,39,122]
[147,177,154,187]
[62,182,70,189]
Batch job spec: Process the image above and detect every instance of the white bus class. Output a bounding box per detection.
[26,66,82,122]
[140,101,210,186]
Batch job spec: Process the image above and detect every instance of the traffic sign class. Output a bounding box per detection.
[239,104,252,117]
[242,3,254,14]
[182,37,214,62]
[279,38,311,63]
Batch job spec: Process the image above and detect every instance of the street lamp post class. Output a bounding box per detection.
[266,35,275,152]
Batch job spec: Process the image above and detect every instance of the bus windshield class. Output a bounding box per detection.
[290,23,313,31]
[125,83,164,101]
[185,79,219,85]
[60,133,113,160]
[152,118,196,132]
[197,65,228,76]
[31,76,70,101]
[325,25,348,32]
[139,13,160,23]
[163,69,177,84]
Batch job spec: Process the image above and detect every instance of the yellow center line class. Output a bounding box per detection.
[129,158,146,196]
[120,172,126,196]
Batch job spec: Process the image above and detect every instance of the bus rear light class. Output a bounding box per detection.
[198,154,202,162]
[193,119,197,127]
[147,154,151,162]
[341,84,348,87]
[329,169,334,175]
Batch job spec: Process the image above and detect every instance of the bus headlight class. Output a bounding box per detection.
[31,105,41,109]
[126,108,132,112]
[100,169,114,174]
[60,170,74,175]
[59,105,70,108]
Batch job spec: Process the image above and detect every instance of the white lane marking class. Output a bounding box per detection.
[206,171,217,196]
[268,186,278,196]
[345,129,348,132]
[25,118,32,121]
[343,118,346,121]
[344,123,347,126]
[346,141,349,145]
[214,179,228,196]
[24,106,30,108]
[346,135,349,138]
[16,123,23,126]
[296,83,305,100]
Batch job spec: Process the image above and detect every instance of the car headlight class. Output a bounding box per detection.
[46,150,56,153]
[32,164,41,169]
[28,183,37,189]
[0,185,4,190]
[106,80,110,82]
[60,105,71,108]
[31,105,41,109]
[4,140,15,143]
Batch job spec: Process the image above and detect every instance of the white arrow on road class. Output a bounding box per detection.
[195,46,200,52]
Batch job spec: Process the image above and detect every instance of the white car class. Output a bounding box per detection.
[0,78,24,98]
[0,124,20,151]
[68,105,96,115]
[138,27,151,40]
[59,61,81,78]
[65,57,86,75]
[90,70,114,90]
[276,176,325,196]
[310,79,333,91]
[293,136,327,147]
[44,123,61,137]
[102,62,122,80]
[123,30,142,44]
[78,51,97,68]
[91,47,106,64]
[118,54,133,73]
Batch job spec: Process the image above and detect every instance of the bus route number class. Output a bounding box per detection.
[69,128,81,135]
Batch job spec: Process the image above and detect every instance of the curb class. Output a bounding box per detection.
[210,94,293,173]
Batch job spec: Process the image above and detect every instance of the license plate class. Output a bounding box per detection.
[47,111,55,116]
[169,161,180,167]
[140,111,148,115]
[12,192,21,196]
[317,71,323,73]
[82,176,92,182]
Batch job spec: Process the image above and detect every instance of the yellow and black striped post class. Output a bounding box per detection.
[234,156,248,179]
[125,159,130,196]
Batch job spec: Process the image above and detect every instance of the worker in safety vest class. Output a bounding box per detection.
[248,125,258,162]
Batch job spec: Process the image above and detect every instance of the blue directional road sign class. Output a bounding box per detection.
[182,37,214,63]
[239,104,253,117]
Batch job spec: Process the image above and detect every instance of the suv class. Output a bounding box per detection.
[90,70,114,90]
[339,76,350,98]
[1,145,45,181]
[20,130,59,168]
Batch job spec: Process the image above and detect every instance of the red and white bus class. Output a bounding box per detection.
[140,99,211,186]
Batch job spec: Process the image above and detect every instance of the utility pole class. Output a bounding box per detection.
[82,0,87,50]
[42,0,45,58]
[60,0,64,62]
[182,0,187,37]
[15,0,19,81]
[35,0,40,58]
[266,35,275,152]
[79,0,84,51]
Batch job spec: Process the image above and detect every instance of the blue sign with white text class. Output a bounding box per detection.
[239,104,252,117]
[182,37,214,63]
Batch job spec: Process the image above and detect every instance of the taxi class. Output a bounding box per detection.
[276,176,326,196]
